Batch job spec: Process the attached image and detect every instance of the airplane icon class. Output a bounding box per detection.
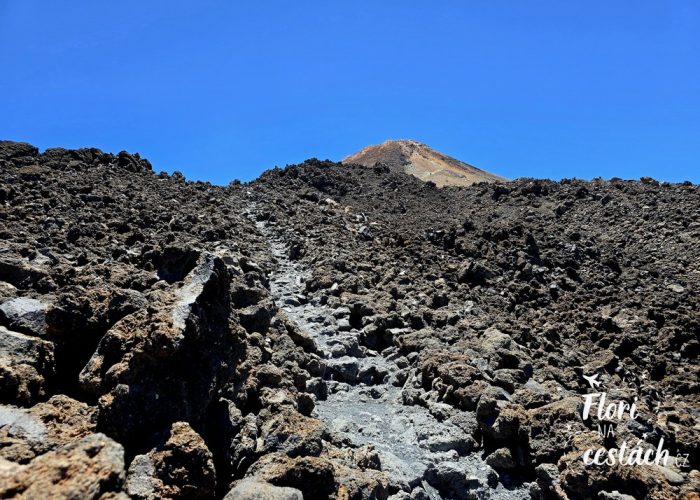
[583,373,602,389]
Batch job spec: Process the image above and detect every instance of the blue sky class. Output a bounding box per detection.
[1,1,698,184]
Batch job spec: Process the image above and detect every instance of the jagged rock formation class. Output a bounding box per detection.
[0,140,698,499]
[342,140,505,187]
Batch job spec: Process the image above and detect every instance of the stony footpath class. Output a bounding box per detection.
[255,210,532,498]
[251,160,699,499]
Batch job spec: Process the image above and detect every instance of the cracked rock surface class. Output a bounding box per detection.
[0,141,698,499]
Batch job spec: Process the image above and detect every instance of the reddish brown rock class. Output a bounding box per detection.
[0,433,125,499]
[126,422,215,500]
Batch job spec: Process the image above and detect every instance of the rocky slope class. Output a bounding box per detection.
[0,140,698,499]
[342,140,504,187]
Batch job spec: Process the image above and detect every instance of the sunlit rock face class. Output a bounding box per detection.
[343,139,505,187]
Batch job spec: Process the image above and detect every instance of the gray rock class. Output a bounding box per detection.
[332,306,351,319]
[535,462,561,492]
[361,385,387,399]
[426,401,456,421]
[0,281,17,298]
[325,356,359,382]
[388,491,411,500]
[0,297,47,337]
[126,454,158,498]
[358,225,373,239]
[327,381,351,394]
[283,296,300,306]
[306,377,328,399]
[225,479,303,500]
[358,364,389,385]
[0,254,49,290]
[330,344,347,358]
[424,462,483,498]
[391,368,410,387]
[395,356,410,369]
[485,447,516,469]
[378,450,425,490]
[331,335,362,357]
[413,413,475,454]
[0,325,52,368]
[0,325,55,404]
[653,464,684,485]
[0,406,48,446]
[598,491,637,500]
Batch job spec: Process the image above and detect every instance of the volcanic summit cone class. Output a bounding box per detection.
[342,139,505,187]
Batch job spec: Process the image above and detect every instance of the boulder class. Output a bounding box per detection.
[125,422,216,500]
[246,453,337,499]
[424,462,485,499]
[0,433,125,498]
[79,253,244,447]
[247,451,388,500]
[258,408,325,458]
[0,395,97,463]
[238,299,275,333]
[324,357,360,383]
[0,326,54,405]
[485,447,516,470]
[224,479,303,500]
[528,397,585,465]
[420,350,487,410]
[0,297,48,337]
[558,440,683,499]
[0,254,50,291]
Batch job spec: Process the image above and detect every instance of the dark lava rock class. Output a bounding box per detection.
[0,141,697,498]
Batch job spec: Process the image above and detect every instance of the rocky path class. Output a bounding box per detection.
[2,143,695,499]
[254,215,529,499]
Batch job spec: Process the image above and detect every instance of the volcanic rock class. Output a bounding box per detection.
[0,140,697,499]
[0,395,96,463]
[224,479,303,500]
[0,297,48,338]
[0,326,54,405]
[0,433,125,498]
[78,252,241,447]
[125,421,216,499]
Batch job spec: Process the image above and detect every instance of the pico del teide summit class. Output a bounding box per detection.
[342,139,505,187]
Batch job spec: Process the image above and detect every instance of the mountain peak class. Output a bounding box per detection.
[342,140,504,187]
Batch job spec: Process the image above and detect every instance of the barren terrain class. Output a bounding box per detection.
[0,141,697,499]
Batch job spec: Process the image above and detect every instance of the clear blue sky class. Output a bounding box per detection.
[1,1,698,184]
